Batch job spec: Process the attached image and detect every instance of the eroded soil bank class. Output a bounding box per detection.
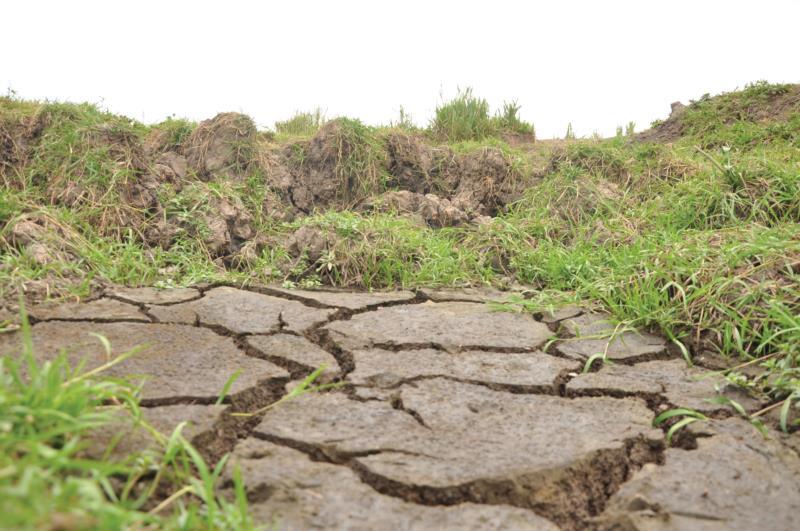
[2,285,798,530]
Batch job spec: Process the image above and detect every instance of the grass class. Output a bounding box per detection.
[432,87,535,141]
[274,108,325,138]
[1,82,799,433]
[0,306,255,529]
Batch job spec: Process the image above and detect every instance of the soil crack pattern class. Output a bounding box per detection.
[3,287,798,530]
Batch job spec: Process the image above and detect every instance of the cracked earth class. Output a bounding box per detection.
[2,286,799,530]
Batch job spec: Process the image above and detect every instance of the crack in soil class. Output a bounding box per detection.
[366,341,547,354]
[248,428,666,531]
[190,377,291,465]
[354,374,560,397]
[105,292,206,308]
[388,395,431,429]
[237,336,318,380]
[28,316,150,325]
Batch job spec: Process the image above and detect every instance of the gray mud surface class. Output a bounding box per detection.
[2,286,798,530]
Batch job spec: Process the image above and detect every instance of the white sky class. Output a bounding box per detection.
[2,0,798,138]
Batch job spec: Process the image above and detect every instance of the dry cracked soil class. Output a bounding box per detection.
[2,286,799,530]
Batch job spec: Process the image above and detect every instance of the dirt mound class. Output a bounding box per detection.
[635,101,691,144]
[638,83,800,143]
[383,134,528,216]
[184,112,256,179]
[268,127,527,219]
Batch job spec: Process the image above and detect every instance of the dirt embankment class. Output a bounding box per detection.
[1,110,532,272]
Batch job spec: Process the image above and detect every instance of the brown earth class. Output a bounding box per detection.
[1,285,798,530]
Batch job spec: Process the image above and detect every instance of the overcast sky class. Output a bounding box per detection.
[3,1,798,138]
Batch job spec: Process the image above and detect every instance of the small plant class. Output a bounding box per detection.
[565,122,576,140]
[653,408,708,445]
[391,105,416,130]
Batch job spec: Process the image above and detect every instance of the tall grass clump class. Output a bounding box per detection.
[432,88,494,141]
[275,108,326,137]
[495,100,535,137]
[432,89,535,141]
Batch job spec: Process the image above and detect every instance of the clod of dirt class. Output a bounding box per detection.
[6,214,80,265]
[82,404,225,460]
[29,298,148,322]
[361,190,471,228]
[556,312,668,362]
[567,358,760,413]
[635,101,690,144]
[152,151,188,183]
[254,379,662,529]
[347,348,579,391]
[418,286,518,304]
[596,418,800,531]
[325,301,552,352]
[285,225,332,264]
[267,286,416,310]
[261,187,298,223]
[226,437,558,530]
[148,286,334,334]
[199,195,255,257]
[0,321,288,400]
[184,113,256,179]
[121,173,162,211]
[540,305,584,324]
[107,286,201,305]
[246,334,339,377]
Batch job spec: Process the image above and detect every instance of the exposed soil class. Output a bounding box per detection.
[2,286,798,530]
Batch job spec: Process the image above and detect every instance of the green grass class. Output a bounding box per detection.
[432,88,535,141]
[0,307,255,530]
[274,108,325,138]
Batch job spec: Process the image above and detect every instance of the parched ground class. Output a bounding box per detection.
[1,286,799,530]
